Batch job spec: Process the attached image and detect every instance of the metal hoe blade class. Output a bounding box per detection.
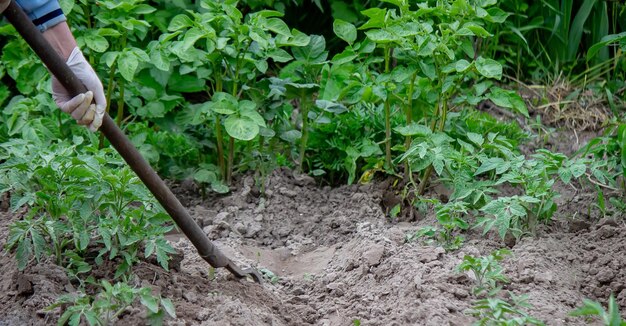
[1,0,262,284]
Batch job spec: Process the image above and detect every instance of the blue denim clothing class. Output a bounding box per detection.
[15,0,66,32]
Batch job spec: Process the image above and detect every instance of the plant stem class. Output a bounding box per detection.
[404,71,417,175]
[419,96,448,195]
[100,63,117,149]
[116,79,125,127]
[384,45,392,170]
[299,97,310,172]
[115,36,127,127]
[214,76,226,181]
[227,136,234,184]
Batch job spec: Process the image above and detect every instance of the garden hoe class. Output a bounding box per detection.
[1,0,262,283]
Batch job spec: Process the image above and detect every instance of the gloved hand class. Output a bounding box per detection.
[52,47,106,132]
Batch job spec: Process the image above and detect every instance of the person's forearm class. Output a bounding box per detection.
[42,21,77,61]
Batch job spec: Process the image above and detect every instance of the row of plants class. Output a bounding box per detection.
[457,249,625,325]
[0,0,624,324]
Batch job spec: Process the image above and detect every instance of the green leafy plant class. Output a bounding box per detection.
[166,0,310,183]
[405,199,470,251]
[1,138,175,277]
[468,293,545,326]
[457,249,511,296]
[49,280,176,326]
[570,294,626,326]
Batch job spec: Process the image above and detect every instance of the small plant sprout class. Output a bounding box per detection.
[468,293,545,326]
[457,249,511,296]
[570,294,626,326]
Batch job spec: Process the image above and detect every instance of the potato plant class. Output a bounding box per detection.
[0,0,624,324]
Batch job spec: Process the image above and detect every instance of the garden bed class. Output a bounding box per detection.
[1,161,624,325]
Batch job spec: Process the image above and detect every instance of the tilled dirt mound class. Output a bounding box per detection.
[0,168,625,325]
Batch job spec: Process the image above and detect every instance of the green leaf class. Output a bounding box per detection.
[168,14,193,31]
[280,130,302,143]
[454,59,471,72]
[487,87,529,118]
[292,35,327,64]
[145,240,155,258]
[360,8,386,30]
[587,32,626,60]
[181,27,206,50]
[394,123,432,137]
[78,231,90,251]
[333,19,357,45]
[464,23,492,37]
[224,116,259,141]
[568,0,598,61]
[467,132,484,146]
[118,53,139,82]
[276,29,311,47]
[140,293,160,313]
[150,50,170,71]
[161,298,176,318]
[265,18,291,36]
[16,236,32,270]
[85,35,109,53]
[194,170,216,183]
[475,57,502,80]
[365,29,399,44]
[475,157,506,176]
[267,49,293,63]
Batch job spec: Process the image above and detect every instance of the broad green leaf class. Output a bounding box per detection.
[265,18,291,36]
[118,53,139,81]
[168,73,205,93]
[267,49,293,63]
[464,23,492,37]
[280,130,302,143]
[252,10,284,18]
[16,238,31,270]
[394,123,432,136]
[331,49,358,65]
[85,35,109,53]
[224,116,259,141]
[475,157,505,176]
[333,19,357,45]
[240,109,266,128]
[101,51,119,68]
[140,293,160,313]
[475,57,502,80]
[487,87,529,118]
[276,29,311,47]
[467,132,484,146]
[150,49,170,71]
[161,298,176,318]
[360,8,386,30]
[365,29,399,44]
[454,59,471,72]
[168,14,193,31]
[132,4,156,14]
[292,35,327,64]
[145,240,155,258]
[485,7,510,23]
[181,27,205,50]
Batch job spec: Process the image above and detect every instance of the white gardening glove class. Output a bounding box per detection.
[52,47,106,132]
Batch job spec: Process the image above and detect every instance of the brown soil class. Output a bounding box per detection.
[1,167,625,325]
